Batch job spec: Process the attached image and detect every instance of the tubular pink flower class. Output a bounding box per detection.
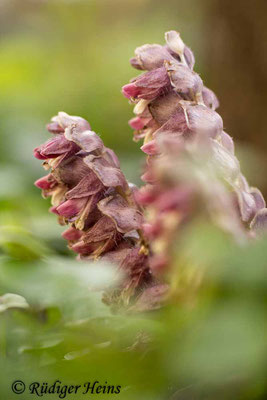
[141,140,159,155]
[122,83,141,99]
[56,198,88,218]
[34,174,57,190]
[34,135,79,160]
[128,116,151,130]
[62,227,83,241]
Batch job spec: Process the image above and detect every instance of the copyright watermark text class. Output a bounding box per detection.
[11,380,122,398]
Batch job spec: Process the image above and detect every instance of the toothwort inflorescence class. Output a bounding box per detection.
[34,112,152,307]
[122,30,267,272]
[34,31,267,310]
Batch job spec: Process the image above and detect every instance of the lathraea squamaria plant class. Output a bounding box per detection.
[34,31,267,311]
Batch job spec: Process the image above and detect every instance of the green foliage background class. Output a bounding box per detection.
[0,1,266,399]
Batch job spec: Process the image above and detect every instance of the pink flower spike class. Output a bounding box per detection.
[122,83,140,99]
[56,198,88,218]
[62,226,83,241]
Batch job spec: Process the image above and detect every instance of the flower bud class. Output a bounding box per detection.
[131,44,175,71]
[202,87,220,110]
[165,61,203,98]
[128,116,152,130]
[62,226,83,241]
[56,198,88,218]
[250,208,267,233]
[141,140,159,155]
[122,67,171,101]
[34,174,57,190]
[165,31,185,57]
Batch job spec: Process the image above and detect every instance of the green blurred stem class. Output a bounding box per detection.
[0,314,7,358]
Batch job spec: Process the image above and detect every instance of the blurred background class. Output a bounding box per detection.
[0,1,267,399]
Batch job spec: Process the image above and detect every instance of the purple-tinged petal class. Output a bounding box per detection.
[149,91,182,126]
[127,67,171,101]
[65,174,104,199]
[187,104,223,137]
[150,254,169,273]
[104,148,121,168]
[64,127,104,153]
[101,242,133,266]
[49,205,59,215]
[136,186,157,205]
[84,155,128,190]
[70,241,99,255]
[153,107,188,137]
[220,131,235,154]
[72,217,121,256]
[165,61,203,97]
[131,44,175,71]
[249,188,266,210]
[123,68,171,101]
[165,44,195,70]
[250,208,267,232]
[202,87,220,110]
[141,169,156,183]
[153,103,223,140]
[142,222,162,239]
[154,187,193,212]
[129,116,152,130]
[74,192,103,231]
[62,227,83,241]
[52,112,91,132]
[36,135,79,159]
[141,140,159,155]
[235,188,257,222]
[98,195,143,233]
[34,174,57,190]
[184,46,195,70]
[56,197,88,218]
[46,122,65,134]
[211,140,240,182]
[120,247,151,288]
[238,174,250,191]
[53,157,91,188]
[83,216,118,243]
[122,83,141,99]
[130,57,144,70]
[33,147,47,160]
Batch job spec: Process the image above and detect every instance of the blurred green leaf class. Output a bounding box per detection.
[0,226,50,260]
